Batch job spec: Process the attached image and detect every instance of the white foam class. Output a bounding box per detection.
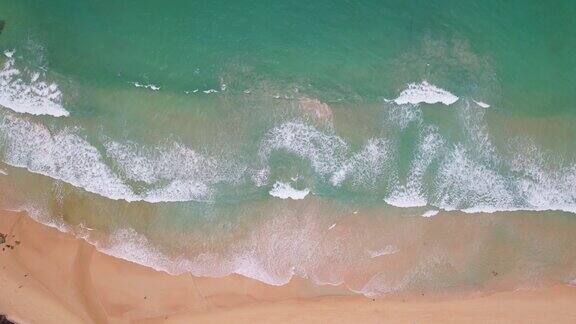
[0,115,245,203]
[18,205,204,278]
[105,140,221,185]
[421,210,439,218]
[473,100,490,108]
[232,251,294,286]
[144,180,211,203]
[95,227,191,275]
[0,169,7,175]
[434,145,515,211]
[356,256,446,297]
[330,138,392,187]
[385,193,427,208]
[260,121,347,176]
[3,50,14,58]
[16,206,308,288]
[104,141,241,203]
[269,181,310,200]
[386,127,444,207]
[425,139,576,215]
[1,91,574,215]
[509,143,576,214]
[262,123,392,188]
[0,115,136,200]
[0,54,70,117]
[459,104,497,160]
[13,205,69,233]
[384,105,422,130]
[251,168,270,187]
[203,89,218,94]
[392,81,458,106]
[133,82,160,91]
[367,245,399,258]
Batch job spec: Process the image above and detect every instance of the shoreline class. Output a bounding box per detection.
[1,209,576,323]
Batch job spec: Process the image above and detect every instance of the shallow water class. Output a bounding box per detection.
[0,0,575,296]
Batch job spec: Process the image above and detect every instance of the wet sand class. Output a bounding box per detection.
[1,209,576,323]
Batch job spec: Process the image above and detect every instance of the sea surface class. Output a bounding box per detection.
[1,0,575,296]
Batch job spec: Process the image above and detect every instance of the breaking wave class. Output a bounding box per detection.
[0,74,574,213]
[269,181,310,200]
[389,80,459,106]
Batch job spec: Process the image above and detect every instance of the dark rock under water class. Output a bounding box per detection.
[0,315,15,324]
[0,20,5,34]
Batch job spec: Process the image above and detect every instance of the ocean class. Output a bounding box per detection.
[0,0,575,296]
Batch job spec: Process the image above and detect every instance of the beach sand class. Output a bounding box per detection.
[1,209,576,323]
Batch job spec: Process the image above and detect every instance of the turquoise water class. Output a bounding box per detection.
[1,0,576,295]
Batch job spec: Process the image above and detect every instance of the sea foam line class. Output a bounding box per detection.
[133,82,160,91]
[473,100,490,108]
[421,210,439,217]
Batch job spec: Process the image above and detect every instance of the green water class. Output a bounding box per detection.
[3,1,575,113]
[0,0,575,295]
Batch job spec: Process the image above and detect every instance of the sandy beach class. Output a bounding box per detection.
[0,209,574,323]
[2,1,576,322]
